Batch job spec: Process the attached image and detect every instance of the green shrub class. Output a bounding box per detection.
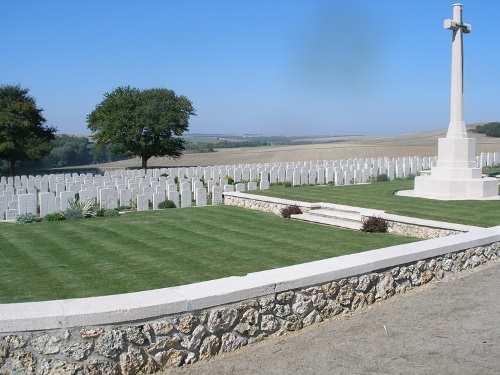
[224,175,234,185]
[361,216,388,233]
[405,173,416,181]
[16,213,39,224]
[376,174,390,182]
[44,212,65,222]
[284,181,292,188]
[103,209,120,217]
[64,208,84,220]
[280,205,302,219]
[158,199,177,209]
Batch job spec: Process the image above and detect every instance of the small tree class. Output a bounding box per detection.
[0,84,56,175]
[87,86,196,169]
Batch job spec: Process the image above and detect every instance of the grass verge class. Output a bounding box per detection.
[250,180,500,227]
[0,206,418,304]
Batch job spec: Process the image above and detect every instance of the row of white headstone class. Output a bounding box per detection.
[1,152,498,221]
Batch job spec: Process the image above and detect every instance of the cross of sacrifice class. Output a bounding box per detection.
[443,3,471,139]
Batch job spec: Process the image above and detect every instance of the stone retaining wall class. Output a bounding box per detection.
[1,241,499,375]
[224,192,475,239]
[223,194,317,216]
[385,221,462,239]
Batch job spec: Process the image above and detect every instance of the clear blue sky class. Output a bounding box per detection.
[1,0,499,136]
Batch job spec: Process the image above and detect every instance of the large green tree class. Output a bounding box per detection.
[87,86,196,169]
[0,84,56,175]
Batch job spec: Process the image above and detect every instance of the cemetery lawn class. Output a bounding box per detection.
[0,206,418,303]
[250,180,500,227]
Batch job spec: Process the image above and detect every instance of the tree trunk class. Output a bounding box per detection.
[141,156,148,169]
[10,159,16,177]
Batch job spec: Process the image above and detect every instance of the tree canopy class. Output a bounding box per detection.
[36,135,128,168]
[87,86,196,168]
[0,84,56,175]
[471,122,500,137]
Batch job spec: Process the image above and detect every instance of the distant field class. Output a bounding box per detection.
[86,127,500,169]
[182,135,220,144]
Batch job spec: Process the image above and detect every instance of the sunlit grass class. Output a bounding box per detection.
[0,206,418,303]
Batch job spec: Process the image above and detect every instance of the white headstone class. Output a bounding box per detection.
[247,182,257,191]
[212,186,223,205]
[39,192,56,218]
[167,190,179,208]
[136,194,149,211]
[195,188,207,206]
[18,194,37,215]
[153,191,166,210]
[120,189,132,207]
[260,180,270,190]
[181,189,192,208]
[60,191,76,211]
[5,209,18,221]
[100,188,117,210]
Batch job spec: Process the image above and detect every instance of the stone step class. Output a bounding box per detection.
[291,213,362,230]
[309,209,361,222]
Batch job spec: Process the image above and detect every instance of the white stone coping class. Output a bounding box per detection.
[318,202,385,216]
[223,191,321,209]
[1,226,499,333]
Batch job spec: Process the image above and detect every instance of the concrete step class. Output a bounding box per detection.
[291,213,362,230]
[309,209,361,222]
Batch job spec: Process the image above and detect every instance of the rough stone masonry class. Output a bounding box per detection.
[1,242,498,375]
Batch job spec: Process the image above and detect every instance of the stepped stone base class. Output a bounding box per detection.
[414,136,499,199]
[414,174,499,199]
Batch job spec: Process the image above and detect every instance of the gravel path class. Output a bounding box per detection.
[163,260,500,375]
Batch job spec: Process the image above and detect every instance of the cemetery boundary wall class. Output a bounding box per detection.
[223,191,479,239]
[0,226,499,374]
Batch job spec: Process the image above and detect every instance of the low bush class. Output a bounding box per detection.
[103,209,120,217]
[64,208,84,220]
[284,181,292,188]
[44,212,65,222]
[280,205,302,219]
[16,213,39,224]
[158,199,177,209]
[361,216,388,233]
[376,174,390,182]
[224,175,234,185]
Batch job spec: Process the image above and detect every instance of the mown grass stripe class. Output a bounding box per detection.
[0,205,419,303]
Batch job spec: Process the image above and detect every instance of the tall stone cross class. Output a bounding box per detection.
[444,3,471,138]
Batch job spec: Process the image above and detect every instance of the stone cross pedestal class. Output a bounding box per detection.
[414,3,498,199]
